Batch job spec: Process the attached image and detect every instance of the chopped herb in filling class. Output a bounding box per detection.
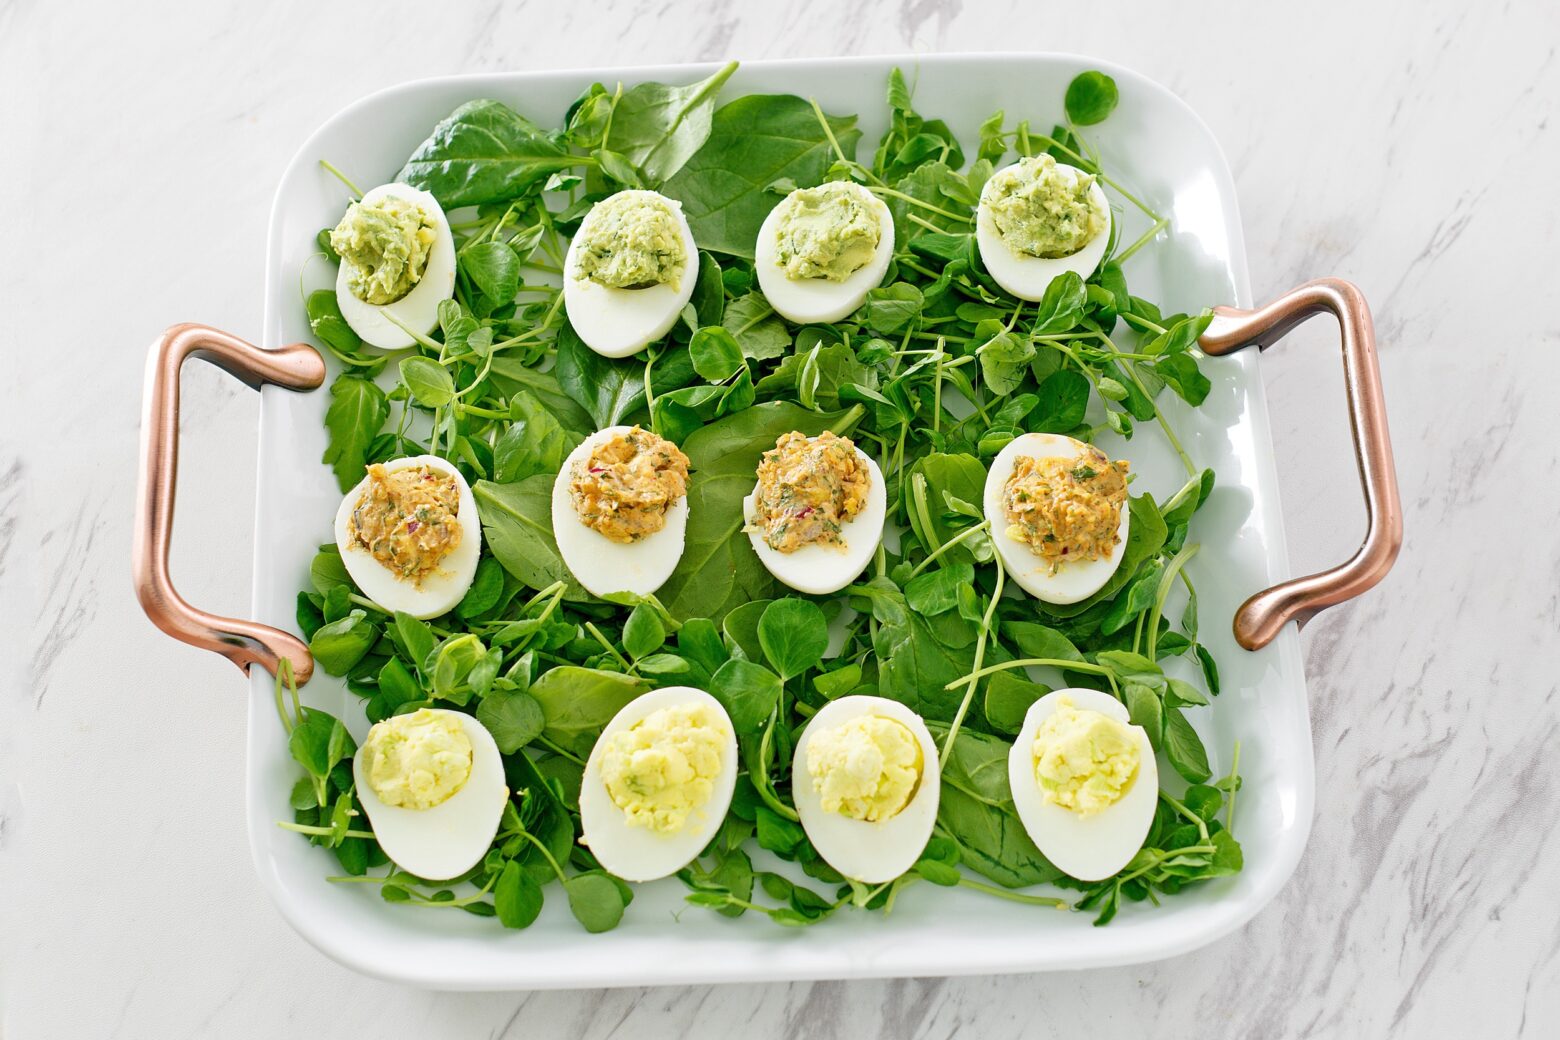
[749,431,871,553]
[1002,447,1128,572]
[348,464,463,585]
[985,154,1107,260]
[569,426,690,543]
[574,193,687,290]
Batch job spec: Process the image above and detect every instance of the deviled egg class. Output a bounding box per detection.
[742,431,885,596]
[334,454,481,619]
[352,707,508,881]
[976,155,1111,301]
[564,190,700,358]
[551,425,690,598]
[579,686,739,882]
[1007,688,1157,881]
[983,433,1129,604]
[330,182,457,350]
[755,181,894,324]
[792,695,940,884]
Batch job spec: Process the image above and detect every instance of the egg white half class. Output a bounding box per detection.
[754,182,895,325]
[578,686,739,882]
[334,182,458,351]
[334,454,482,620]
[743,445,885,597]
[982,433,1129,605]
[563,190,700,358]
[352,710,509,882]
[1007,687,1157,882]
[975,161,1110,302]
[792,695,941,884]
[551,426,689,599]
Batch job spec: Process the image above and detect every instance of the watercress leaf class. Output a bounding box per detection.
[456,557,505,619]
[813,662,862,699]
[1124,680,1165,749]
[721,600,770,661]
[916,859,962,886]
[1165,678,1209,708]
[476,687,546,753]
[1031,271,1087,334]
[1154,353,1212,406]
[1100,560,1164,636]
[676,618,728,677]
[621,603,667,660]
[431,633,486,700]
[1031,369,1090,432]
[604,61,739,184]
[754,805,806,856]
[377,656,423,709]
[494,861,544,929]
[662,94,862,259]
[709,658,783,736]
[591,147,642,188]
[493,390,581,484]
[398,99,577,208]
[461,240,521,310]
[904,453,987,562]
[756,598,829,680]
[637,653,691,676]
[289,708,356,780]
[1002,620,1084,662]
[720,293,791,360]
[978,331,1035,396]
[690,251,726,326]
[689,326,746,383]
[904,561,975,616]
[564,872,628,933]
[321,375,389,492]
[983,671,1049,735]
[309,610,377,676]
[392,612,437,673]
[309,549,352,596]
[1164,707,1212,782]
[1064,71,1120,126]
[529,666,650,757]
[1195,643,1222,695]
[473,477,587,600]
[400,357,456,408]
[296,592,325,641]
[860,283,923,336]
[306,290,366,358]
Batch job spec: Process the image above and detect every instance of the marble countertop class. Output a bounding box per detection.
[3,0,1557,1036]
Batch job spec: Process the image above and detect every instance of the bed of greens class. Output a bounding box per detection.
[282,62,1243,934]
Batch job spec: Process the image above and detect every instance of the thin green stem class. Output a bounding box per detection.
[958,877,1070,909]
[319,159,364,198]
[945,657,1120,699]
[1144,543,1199,660]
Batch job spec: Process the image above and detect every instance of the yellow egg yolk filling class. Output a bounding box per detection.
[1032,697,1140,815]
[600,704,728,834]
[364,708,473,810]
[807,715,922,822]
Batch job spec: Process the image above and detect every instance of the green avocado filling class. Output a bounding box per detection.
[330,195,436,305]
[985,155,1107,260]
[774,182,882,282]
[575,193,687,290]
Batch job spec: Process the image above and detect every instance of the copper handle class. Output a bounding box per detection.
[133,324,326,682]
[1199,278,1403,651]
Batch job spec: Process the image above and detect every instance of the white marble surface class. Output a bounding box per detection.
[3,0,1558,1035]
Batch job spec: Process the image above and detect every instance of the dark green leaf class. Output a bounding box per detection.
[1064,71,1120,126]
[321,376,389,493]
[398,99,577,207]
[756,598,829,680]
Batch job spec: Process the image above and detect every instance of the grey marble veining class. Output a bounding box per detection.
[2,0,1558,1036]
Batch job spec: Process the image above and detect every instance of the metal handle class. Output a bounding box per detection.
[1199,278,1403,651]
[133,324,326,682]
